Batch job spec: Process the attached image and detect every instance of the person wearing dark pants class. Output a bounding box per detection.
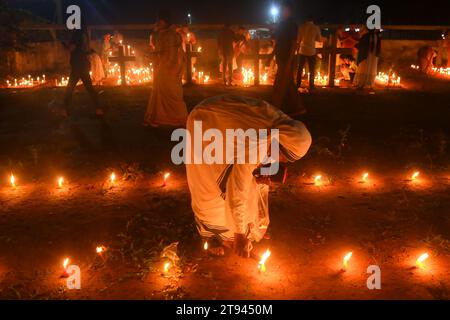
[221,53,234,86]
[218,23,237,86]
[296,16,322,90]
[297,54,316,89]
[63,29,103,118]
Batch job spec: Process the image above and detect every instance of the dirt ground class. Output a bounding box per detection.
[0,72,449,300]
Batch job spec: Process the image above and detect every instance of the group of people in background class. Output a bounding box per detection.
[60,1,449,129]
[417,30,450,74]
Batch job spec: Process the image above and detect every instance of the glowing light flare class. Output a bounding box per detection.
[258,249,272,273]
[314,175,323,186]
[416,253,429,270]
[343,252,353,269]
[163,172,171,187]
[203,241,208,251]
[63,257,70,275]
[110,172,116,184]
[361,172,369,183]
[163,262,171,274]
[58,177,64,189]
[411,171,420,182]
[10,174,16,188]
[96,245,106,255]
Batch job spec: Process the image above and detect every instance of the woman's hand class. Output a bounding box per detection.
[234,233,252,258]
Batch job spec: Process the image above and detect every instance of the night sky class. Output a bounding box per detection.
[5,0,450,25]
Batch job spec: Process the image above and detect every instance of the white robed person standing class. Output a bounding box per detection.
[144,10,188,127]
[185,95,312,257]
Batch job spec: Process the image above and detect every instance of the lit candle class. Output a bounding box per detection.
[361,172,369,183]
[203,241,208,251]
[258,249,272,273]
[416,253,429,269]
[343,252,353,270]
[411,171,420,181]
[58,177,64,189]
[62,257,70,276]
[314,175,322,186]
[110,172,116,184]
[10,174,16,188]
[96,245,106,255]
[163,172,171,187]
[163,262,171,274]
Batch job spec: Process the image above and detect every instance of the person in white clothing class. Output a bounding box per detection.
[185,95,312,257]
[296,17,322,89]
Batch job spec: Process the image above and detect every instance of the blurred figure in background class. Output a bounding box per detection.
[218,23,237,86]
[353,28,381,90]
[417,46,436,74]
[62,28,103,118]
[296,16,322,90]
[88,49,105,85]
[101,33,112,75]
[271,0,305,115]
[144,10,187,127]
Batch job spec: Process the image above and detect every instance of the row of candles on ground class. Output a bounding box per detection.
[299,70,341,87]
[61,244,431,279]
[313,170,421,186]
[108,64,154,86]
[6,74,47,88]
[411,64,450,78]
[4,63,155,88]
[7,171,171,190]
[154,246,432,277]
[3,170,429,192]
[375,72,402,87]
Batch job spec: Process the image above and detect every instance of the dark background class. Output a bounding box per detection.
[5,0,450,25]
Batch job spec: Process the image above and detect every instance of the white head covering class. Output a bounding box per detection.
[274,118,312,162]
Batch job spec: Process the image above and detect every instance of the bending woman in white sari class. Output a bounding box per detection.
[185,95,312,257]
[354,28,381,89]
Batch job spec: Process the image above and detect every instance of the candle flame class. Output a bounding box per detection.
[343,252,353,269]
[362,172,369,182]
[203,241,208,251]
[163,172,171,186]
[416,253,429,269]
[314,175,322,186]
[163,262,171,274]
[63,258,70,270]
[96,246,106,254]
[10,174,16,188]
[110,172,116,183]
[411,171,420,181]
[58,177,64,189]
[258,249,272,272]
